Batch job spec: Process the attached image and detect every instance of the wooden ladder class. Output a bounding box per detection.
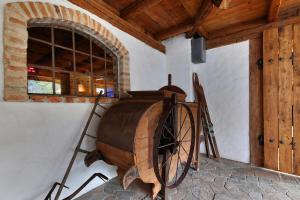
[193,73,220,167]
[44,91,109,200]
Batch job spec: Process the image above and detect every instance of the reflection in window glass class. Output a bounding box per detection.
[55,72,71,95]
[75,32,90,54]
[54,28,72,48]
[27,39,52,68]
[55,47,74,72]
[27,26,118,97]
[28,27,51,42]
[28,80,61,94]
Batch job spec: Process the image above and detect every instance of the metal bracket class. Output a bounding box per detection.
[291,52,295,66]
[258,134,264,145]
[257,58,263,70]
[44,182,69,200]
[291,137,296,150]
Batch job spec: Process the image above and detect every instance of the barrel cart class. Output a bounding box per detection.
[86,80,197,199]
[46,74,219,200]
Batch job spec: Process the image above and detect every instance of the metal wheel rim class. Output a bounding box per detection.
[153,102,195,188]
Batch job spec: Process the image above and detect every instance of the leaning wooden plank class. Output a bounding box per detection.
[249,36,264,167]
[293,23,300,175]
[278,25,293,173]
[263,28,279,171]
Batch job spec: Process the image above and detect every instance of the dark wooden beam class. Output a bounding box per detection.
[155,0,212,41]
[186,1,214,38]
[154,20,209,41]
[121,0,162,19]
[268,0,282,22]
[179,0,208,39]
[68,0,165,53]
[198,26,209,38]
[92,0,120,15]
[154,20,193,41]
[206,13,300,49]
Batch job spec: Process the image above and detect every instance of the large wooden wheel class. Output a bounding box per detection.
[153,102,195,188]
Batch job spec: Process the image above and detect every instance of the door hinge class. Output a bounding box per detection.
[258,134,264,145]
[291,137,296,150]
[291,52,295,66]
[257,58,263,70]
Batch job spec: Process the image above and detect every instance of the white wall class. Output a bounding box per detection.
[0,1,166,200]
[0,1,250,199]
[164,36,250,163]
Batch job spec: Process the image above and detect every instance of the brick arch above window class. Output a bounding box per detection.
[3,2,130,102]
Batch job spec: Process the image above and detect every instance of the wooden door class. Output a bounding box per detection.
[263,24,300,175]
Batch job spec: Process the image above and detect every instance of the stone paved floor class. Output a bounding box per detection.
[76,155,300,200]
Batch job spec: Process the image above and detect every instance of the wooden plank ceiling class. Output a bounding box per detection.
[69,0,300,53]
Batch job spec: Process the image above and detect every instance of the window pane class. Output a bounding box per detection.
[93,75,105,96]
[54,28,73,48]
[28,67,53,94]
[55,47,74,72]
[106,57,117,98]
[106,80,116,98]
[76,73,92,96]
[75,52,91,96]
[76,53,91,75]
[75,32,90,54]
[55,72,72,96]
[27,39,52,68]
[92,42,105,57]
[28,27,51,42]
[92,57,105,96]
[92,57,105,76]
[27,26,118,98]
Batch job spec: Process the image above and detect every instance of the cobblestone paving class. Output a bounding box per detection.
[76,155,300,200]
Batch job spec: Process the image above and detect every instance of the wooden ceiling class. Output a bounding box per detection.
[69,0,300,53]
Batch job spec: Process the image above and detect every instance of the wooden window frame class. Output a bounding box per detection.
[27,24,118,98]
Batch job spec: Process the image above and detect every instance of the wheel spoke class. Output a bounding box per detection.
[178,153,183,168]
[176,113,188,140]
[158,143,175,149]
[163,125,176,140]
[179,127,191,142]
[180,140,191,143]
[159,153,173,172]
[166,153,174,184]
[179,143,189,157]
[175,143,181,181]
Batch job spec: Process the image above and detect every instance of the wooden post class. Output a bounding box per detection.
[278,25,293,173]
[293,23,300,175]
[249,36,264,166]
[263,28,280,171]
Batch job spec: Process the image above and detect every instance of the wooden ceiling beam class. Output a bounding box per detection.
[154,20,194,41]
[186,1,214,38]
[179,0,208,39]
[68,0,165,53]
[207,13,300,49]
[92,0,120,16]
[268,0,282,22]
[156,1,215,41]
[154,21,210,41]
[121,0,162,19]
[198,26,209,38]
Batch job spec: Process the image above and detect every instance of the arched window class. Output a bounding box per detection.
[27,24,118,98]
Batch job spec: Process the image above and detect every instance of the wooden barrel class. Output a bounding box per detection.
[96,97,163,197]
[95,91,197,198]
